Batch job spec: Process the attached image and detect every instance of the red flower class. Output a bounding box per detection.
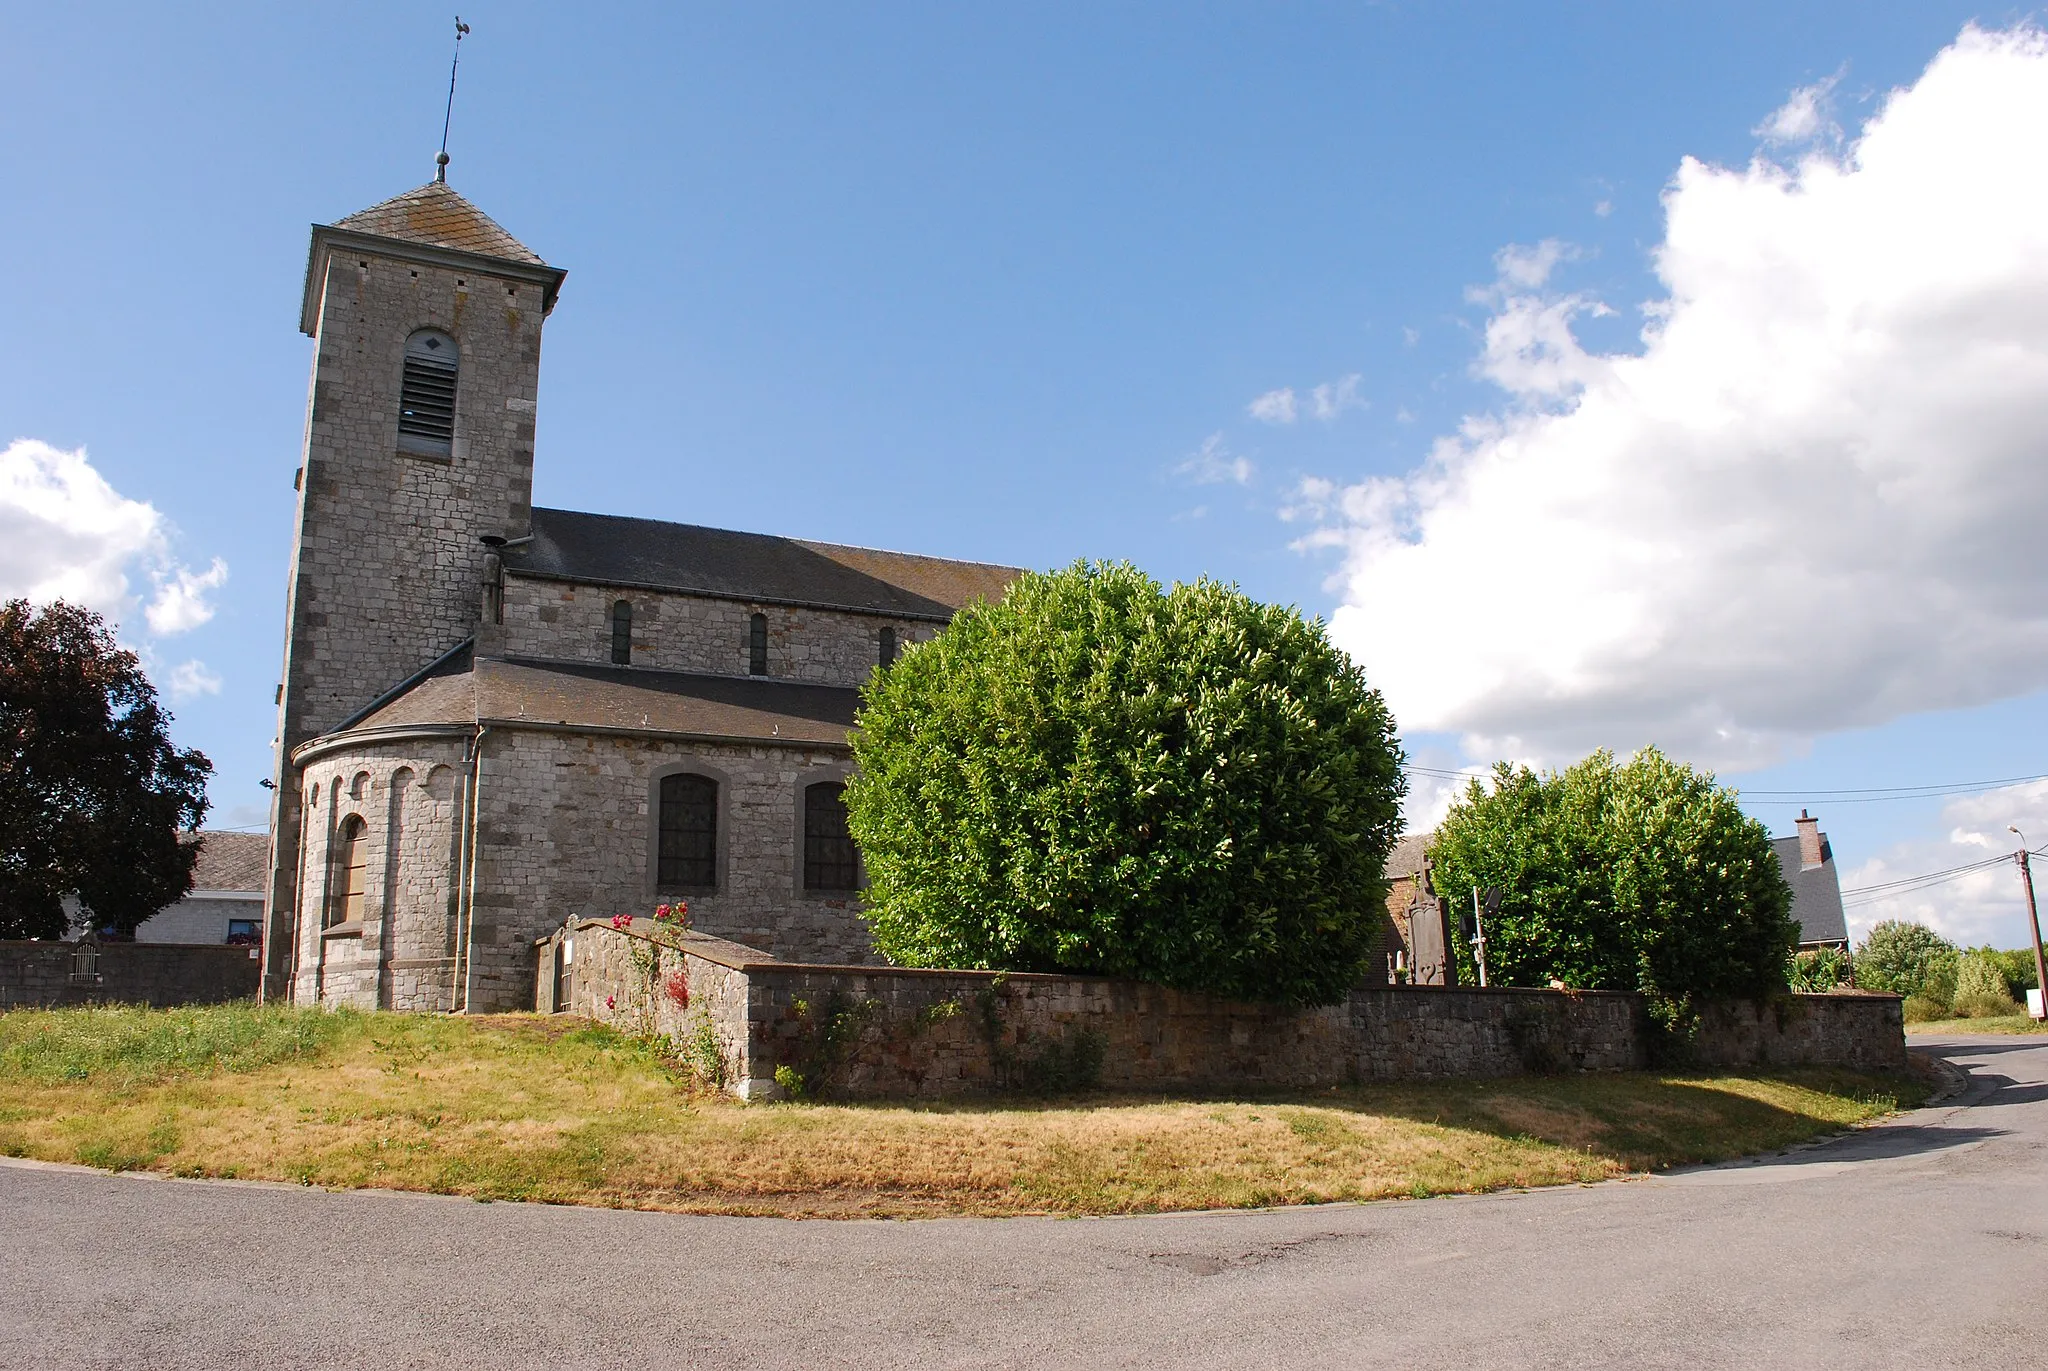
[604,994,616,1011]
[610,913,633,930]
[664,970,690,1009]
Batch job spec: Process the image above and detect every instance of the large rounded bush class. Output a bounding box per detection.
[844,560,1405,1006]
[1853,921,1959,1004]
[1429,749,1797,1011]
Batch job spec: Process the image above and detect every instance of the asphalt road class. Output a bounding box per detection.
[4,1036,2043,1370]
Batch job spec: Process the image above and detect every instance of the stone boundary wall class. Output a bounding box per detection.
[539,921,1907,1100]
[0,940,264,1010]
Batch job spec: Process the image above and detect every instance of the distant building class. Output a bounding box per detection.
[136,832,268,945]
[1773,810,1849,951]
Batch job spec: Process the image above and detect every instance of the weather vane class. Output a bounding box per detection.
[436,16,471,183]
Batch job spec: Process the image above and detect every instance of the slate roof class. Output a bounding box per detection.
[1773,834,1850,946]
[503,507,1022,621]
[332,181,545,264]
[189,831,270,894]
[349,656,859,748]
[1386,832,1431,883]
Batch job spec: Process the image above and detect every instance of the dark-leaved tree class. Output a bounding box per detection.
[0,599,212,939]
[844,560,1405,1006]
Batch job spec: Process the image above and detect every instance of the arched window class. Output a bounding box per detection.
[397,329,458,456]
[611,600,633,665]
[658,773,719,888]
[878,627,897,668]
[748,613,768,676]
[804,782,859,892]
[328,815,368,926]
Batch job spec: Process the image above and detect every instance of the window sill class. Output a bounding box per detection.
[396,438,454,464]
[321,920,365,939]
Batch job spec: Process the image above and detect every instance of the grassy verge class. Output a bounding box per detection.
[1906,1014,2048,1036]
[0,1004,1923,1218]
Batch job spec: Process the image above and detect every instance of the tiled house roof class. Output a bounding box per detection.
[332,182,545,264]
[505,507,1022,621]
[1772,834,1850,946]
[189,831,270,894]
[346,656,860,749]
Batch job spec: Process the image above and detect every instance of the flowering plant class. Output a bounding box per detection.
[652,901,690,931]
[663,969,691,1009]
[610,913,634,931]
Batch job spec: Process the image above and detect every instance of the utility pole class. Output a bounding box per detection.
[1471,887,1490,989]
[2012,828,2048,1021]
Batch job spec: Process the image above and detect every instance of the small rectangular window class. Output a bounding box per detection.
[226,919,260,946]
[748,613,768,676]
[658,773,719,888]
[879,627,897,668]
[804,782,859,891]
[611,600,633,665]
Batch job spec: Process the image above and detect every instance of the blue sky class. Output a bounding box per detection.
[5,3,2046,944]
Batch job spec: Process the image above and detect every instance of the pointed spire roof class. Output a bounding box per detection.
[332,181,545,264]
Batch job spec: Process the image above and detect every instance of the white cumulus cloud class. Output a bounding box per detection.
[1837,780,2048,947]
[1755,72,1844,148]
[166,659,224,701]
[1249,388,1298,424]
[1177,433,1255,486]
[146,558,228,635]
[1303,24,2048,770]
[1310,373,1367,421]
[0,438,227,639]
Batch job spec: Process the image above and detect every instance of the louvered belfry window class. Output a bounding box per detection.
[804,782,859,892]
[658,773,718,888]
[398,329,458,455]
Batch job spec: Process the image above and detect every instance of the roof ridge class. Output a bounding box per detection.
[529,505,1023,575]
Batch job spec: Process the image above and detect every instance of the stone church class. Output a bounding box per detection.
[259,170,1017,1011]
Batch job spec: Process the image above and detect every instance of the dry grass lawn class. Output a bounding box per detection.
[0,1004,1923,1218]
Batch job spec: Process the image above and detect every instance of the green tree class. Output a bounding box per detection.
[1429,749,1797,1014]
[1852,921,1958,1004]
[0,600,212,939]
[1952,951,2018,1017]
[844,560,1405,1006]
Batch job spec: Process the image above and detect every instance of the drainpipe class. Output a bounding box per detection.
[453,724,491,1013]
[286,775,314,1004]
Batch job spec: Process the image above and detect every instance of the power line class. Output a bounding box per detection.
[1402,764,2048,806]
[1840,846,2044,908]
[1739,772,2048,801]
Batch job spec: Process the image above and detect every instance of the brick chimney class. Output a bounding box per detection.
[1796,809,1825,870]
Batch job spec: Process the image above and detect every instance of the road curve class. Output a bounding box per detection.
[3,1036,2043,1370]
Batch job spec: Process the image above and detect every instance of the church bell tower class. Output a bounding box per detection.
[256,170,566,998]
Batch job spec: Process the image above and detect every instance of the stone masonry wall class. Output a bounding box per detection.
[0,940,262,1010]
[1694,994,1907,1072]
[559,923,1907,1100]
[291,737,469,1012]
[499,576,938,686]
[537,921,756,1086]
[465,729,873,1012]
